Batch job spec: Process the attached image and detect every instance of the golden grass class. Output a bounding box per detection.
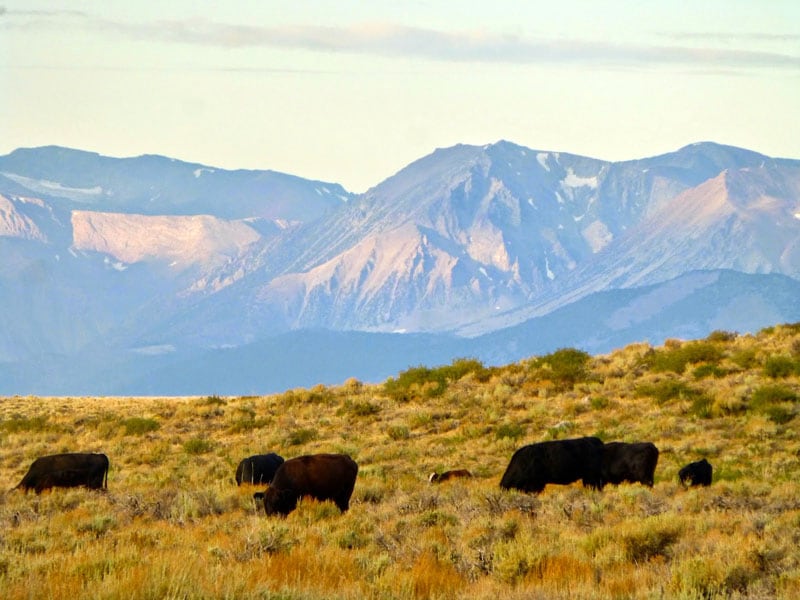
[1,325,799,598]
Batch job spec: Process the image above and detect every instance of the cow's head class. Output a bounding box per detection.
[260,487,296,516]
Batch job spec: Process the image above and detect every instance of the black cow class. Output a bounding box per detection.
[429,469,472,483]
[14,453,109,494]
[679,458,712,487]
[500,436,605,493]
[254,453,358,517]
[602,442,659,487]
[235,453,284,486]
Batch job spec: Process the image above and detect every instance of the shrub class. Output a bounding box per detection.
[532,348,591,389]
[764,355,799,378]
[635,380,701,404]
[750,385,798,408]
[706,330,737,343]
[438,357,491,383]
[693,364,727,379]
[383,357,490,401]
[688,394,714,419]
[122,417,160,436]
[343,400,381,417]
[227,416,270,433]
[183,438,214,455]
[383,365,446,401]
[495,422,525,441]
[286,427,316,446]
[646,341,724,374]
[0,415,54,434]
[619,519,681,562]
[201,395,226,406]
[731,348,759,369]
[386,425,410,440]
[749,385,798,423]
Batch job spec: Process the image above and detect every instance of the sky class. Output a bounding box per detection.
[1,1,799,193]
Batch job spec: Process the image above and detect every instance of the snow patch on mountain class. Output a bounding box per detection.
[562,168,598,189]
[2,172,104,201]
[536,152,551,172]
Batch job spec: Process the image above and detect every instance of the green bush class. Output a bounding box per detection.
[731,349,759,369]
[1,415,54,434]
[749,384,798,423]
[750,384,798,408]
[635,380,701,404]
[764,355,799,378]
[693,364,727,379]
[620,520,681,563]
[286,428,316,446]
[706,330,737,343]
[645,341,724,374]
[201,395,226,406]
[495,422,525,441]
[531,347,591,389]
[383,357,489,401]
[386,425,410,440]
[343,400,381,417]
[123,417,160,436]
[183,438,214,455]
[688,394,714,419]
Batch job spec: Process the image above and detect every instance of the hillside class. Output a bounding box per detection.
[0,324,798,599]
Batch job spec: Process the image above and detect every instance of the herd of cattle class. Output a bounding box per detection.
[11,437,713,516]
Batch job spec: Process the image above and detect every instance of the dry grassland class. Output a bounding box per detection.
[1,324,799,599]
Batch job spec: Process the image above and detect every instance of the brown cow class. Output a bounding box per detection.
[254,453,358,517]
[14,453,109,494]
[429,469,472,483]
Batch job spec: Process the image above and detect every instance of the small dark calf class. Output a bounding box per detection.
[678,458,712,487]
[429,469,472,483]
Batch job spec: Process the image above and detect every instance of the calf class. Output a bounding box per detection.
[679,458,712,487]
[429,469,472,483]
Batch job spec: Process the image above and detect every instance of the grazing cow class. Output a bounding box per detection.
[500,436,605,493]
[254,453,358,517]
[679,458,712,487]
[14,453,109,494]
[429,469,472,483]
[235,453,284,486]
[602,442,659,487]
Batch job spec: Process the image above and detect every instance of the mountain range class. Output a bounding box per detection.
[1,141,799,395]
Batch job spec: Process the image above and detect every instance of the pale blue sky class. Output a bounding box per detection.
[2,1,799,191]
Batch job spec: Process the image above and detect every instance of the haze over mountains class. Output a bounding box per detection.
[1,142,799,395]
